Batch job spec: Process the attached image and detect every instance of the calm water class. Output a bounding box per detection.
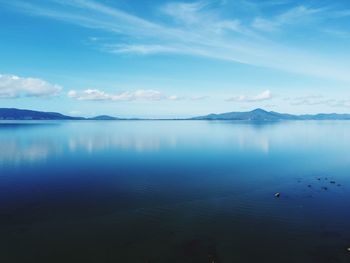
[1,120,350,263]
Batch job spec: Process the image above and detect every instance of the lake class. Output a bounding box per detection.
[1,120,350,263]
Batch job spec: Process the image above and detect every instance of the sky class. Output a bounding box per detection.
[0,0,350,118]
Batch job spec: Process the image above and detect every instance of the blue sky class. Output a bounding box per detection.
[0,0,350,118]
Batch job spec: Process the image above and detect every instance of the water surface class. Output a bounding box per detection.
[1,120,350,262]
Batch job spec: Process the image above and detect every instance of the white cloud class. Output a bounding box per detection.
[0,74,62,98]
[68,89,111,101]
[228,90,272,102]
[67,88,207,102]
[190,95,208,101]
[167,95,182,100]
[68,89,176,101]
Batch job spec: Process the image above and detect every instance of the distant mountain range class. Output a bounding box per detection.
[0,108,130,120]
[192,108,350,120]
[0,108,84,120]
[1,108,350,121]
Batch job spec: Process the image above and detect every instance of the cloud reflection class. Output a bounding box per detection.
[67,134,175,153]
[0,121,279,165]
[0,140,62,165]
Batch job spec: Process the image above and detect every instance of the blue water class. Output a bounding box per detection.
[1,120,350,262]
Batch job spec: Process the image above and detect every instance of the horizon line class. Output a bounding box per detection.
[2,107,350,120]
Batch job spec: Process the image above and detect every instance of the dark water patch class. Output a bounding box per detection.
[1,121,350,262]
[307,245,350,263]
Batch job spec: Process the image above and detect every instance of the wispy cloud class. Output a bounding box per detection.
[227,90,272,102]
[2,0,350,82]
[322,28,350,39]
[333,9,350,18]
[106,44,185,55]
[0,74,62,98]
[286,95,350,108]
[160,1,248,34]
[252,5,326,32]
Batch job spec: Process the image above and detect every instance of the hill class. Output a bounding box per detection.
[0,108,84,120]
[191,108,350,120]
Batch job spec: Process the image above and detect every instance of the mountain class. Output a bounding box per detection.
[89,115,121,120]
[1,108,350,121]
[191,108,297,121]
[0,108,85,120]
[191,108,350,121]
